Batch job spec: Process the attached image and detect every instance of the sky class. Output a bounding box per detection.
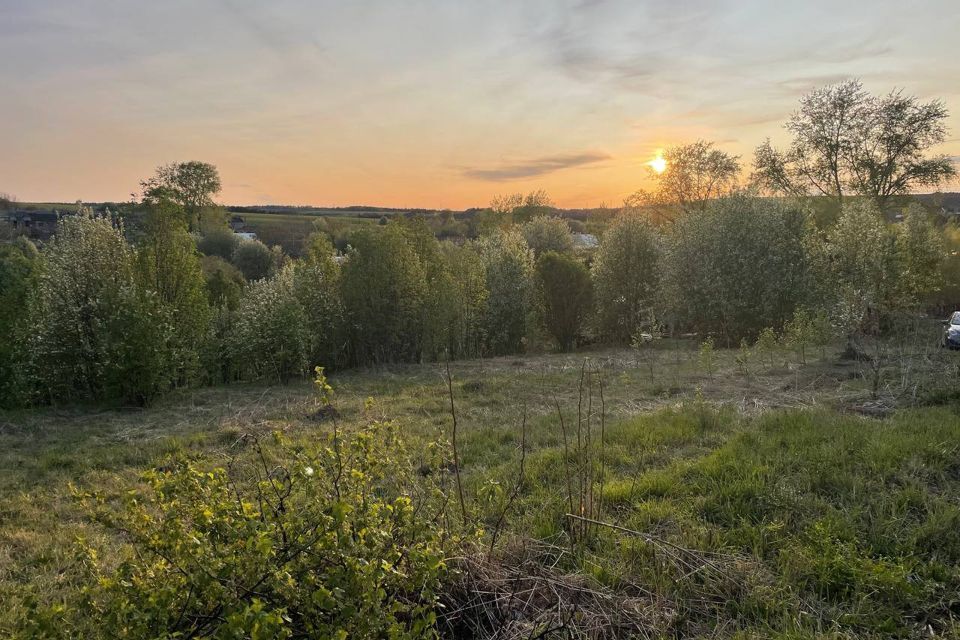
[2,0,959,209]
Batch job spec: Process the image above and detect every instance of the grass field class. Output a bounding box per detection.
[2,342,960,637]
[240,211,376,255]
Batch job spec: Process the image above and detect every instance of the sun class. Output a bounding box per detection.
[647,152,667,174]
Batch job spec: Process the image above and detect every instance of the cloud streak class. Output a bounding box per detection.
[462,152,610,182]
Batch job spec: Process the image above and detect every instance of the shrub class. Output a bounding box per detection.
[521,216,574,257]
[26,212,176,405]
[440,241,489,359]
[231,266,309,382]
[37,423,451,639]
[478,229,535,355]
[292,233,343,368]
[232,238,277,281]
[662,195,816,343]
[341,226,426,364]
[0,238,39,406]
[399,219,459,361]
[196,227,239,260]
[536,252,593,351]
[591,214,660,343]
[201,255,245,309]
[137,203,211,383]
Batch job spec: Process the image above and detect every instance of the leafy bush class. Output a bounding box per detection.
[32,423,452,639]
[341,226,427,364]
[662,195,816,342]
[536,251,592,351]
[231,265,309,382]
[440,241,489,359]
[591,214,660,343]
[196,227,239,260]
[201,255,245,309]
[137,203,211,383]
[0,238,39,406]
[478,229,535,355]
[292,234,342,368]
[521,216,574,257]
[232,238,277,281]
[25,212,177,405]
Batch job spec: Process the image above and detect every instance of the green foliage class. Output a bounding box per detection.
[33,423,450,639]
[440,241,489,359]
[698,336,715,375]
[536,251,592,351]
[0,238,39,406]
[232,238,278,281]
[477,228,534,355]
[137,201,211,382]
[341,226,427,364]
[141,161,222,232]
[399,219,459,362]
[201,255,245,309]
[232,266,309,383]
[591,214,660,343]
[754,326,779,369]
[292,234,342,368]
[197,227,239,260]
[521,216,573,257]
[26,212,177,405]
[894,203,945,303]
[662,195,816,343]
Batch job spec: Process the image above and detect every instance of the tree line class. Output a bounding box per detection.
[0,79,955,407]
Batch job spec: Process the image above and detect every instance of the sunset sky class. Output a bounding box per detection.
[2,0,959,209]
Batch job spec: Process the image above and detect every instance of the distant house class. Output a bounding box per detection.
[572,232,599,249]
[941,194,960,218]
[2,210,61,240]
[229,215,247,231]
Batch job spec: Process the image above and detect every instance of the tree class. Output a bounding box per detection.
[0,237,39,406]
[137,198,211,381]
[231,265,309,383]
[292,233,343,368]
[753,80,956,207]
[197,228,239,260]
[440,241,488,359]
[232,238,277,281]
[661,195,817,342]
[27,211,176,404]
[141,161,222,232]
[521,216,574,257]
[200,256,244,309]
[478,228,535,354]
[591,214,660,343]
[628,141,740,221]
[398,219,458,362]
[340,226,427,364]
[537,252,593,351]
[894,204,945,303]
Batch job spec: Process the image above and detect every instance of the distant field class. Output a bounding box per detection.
[240,211,376,255]
[4,341,960,636]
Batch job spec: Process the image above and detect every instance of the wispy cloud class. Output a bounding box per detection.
[462,152,610,182]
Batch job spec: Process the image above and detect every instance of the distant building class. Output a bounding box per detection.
[941,194,960,218]
[2,210,61,240]
[572,232,599,249]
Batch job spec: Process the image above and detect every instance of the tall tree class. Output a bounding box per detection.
[141,161,222,232]
[626,141,740,222]
[753,80,956,207]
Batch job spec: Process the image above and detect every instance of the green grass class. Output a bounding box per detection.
[2,344,959,637]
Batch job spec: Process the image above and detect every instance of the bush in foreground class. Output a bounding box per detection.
[27,423,453,639]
